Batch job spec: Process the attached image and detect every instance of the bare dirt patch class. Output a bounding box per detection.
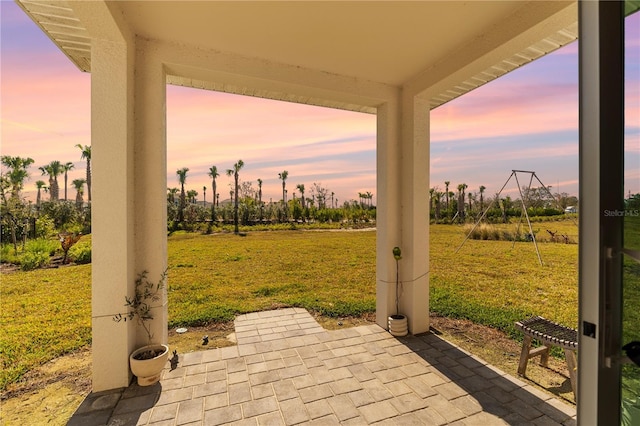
[167,321,236,354]
[0,349,92,426]
[313,311,377,330]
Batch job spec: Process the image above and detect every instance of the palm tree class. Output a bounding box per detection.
[72,178,86,209]
[257,178,263,220]
[63,161,74,201]
[278,170,289,205]
[208,166,219,221]
[444,181,450,215]
[176,167,189,222]
[365,191,373,208]
[187,189,198,204]
[167,187,179,204]
[257,179,263,204]
[429,188,435,216]
[1,155,34,198]
[296,184,305,210]
[35,180,46,208]
[479,185,486,211]
[39,160,64,201]
[76,144,91,202]
[457,183,468,220]
[39,164,52,201]
[331,192,335,209]
[226,160,244,234]
[435,191,442,219]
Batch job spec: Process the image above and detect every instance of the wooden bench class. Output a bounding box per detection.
[515,316,578,399]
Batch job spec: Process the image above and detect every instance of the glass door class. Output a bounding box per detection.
[622,216,640,423]
[621,6,640,423]
[577,2,638,423]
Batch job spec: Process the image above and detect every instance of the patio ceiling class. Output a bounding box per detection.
[17,0,578,112]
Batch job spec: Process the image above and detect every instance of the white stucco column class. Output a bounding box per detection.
[91,37,167,392]
[91,37,136,391]
[376,98,402,328]
[133,39,168,347]
[400,95,430,335]
[376,94,430,335]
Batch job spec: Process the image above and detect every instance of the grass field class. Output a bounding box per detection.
[0,221,583,392]
[433,220,579,336]
[166,230,376,326]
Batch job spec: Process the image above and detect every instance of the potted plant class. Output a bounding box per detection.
[388,247,408,336]
[114,270,170,386]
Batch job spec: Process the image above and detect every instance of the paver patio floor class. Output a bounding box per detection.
[69,308,576,425]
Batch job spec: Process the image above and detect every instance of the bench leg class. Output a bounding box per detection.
[564,349,578,401]
[518,335,552,377]
[518,335,533,376]
[539,346,550,368]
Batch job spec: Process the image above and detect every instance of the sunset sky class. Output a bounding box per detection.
[1,2,639,205]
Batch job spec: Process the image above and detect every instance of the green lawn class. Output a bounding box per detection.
[1,222,581,392]
[431,222,578,338]
[166,230,376,326]
[0,265,92,392]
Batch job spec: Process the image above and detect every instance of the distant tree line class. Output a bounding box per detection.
[1,147,92,249]
[168,159,376,234]
[1,149,379,248]
[429,181,579,224]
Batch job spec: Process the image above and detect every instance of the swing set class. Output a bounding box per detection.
[455,170,574,266]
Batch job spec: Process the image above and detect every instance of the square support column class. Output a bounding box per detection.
[400,95,430,335]
[91,37,168,392]
[133,40,168,346]
[91,38,136,391]
[376,99,402,328]
[376,94,430,335]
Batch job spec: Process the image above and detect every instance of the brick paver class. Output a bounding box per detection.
[70,308,577,425]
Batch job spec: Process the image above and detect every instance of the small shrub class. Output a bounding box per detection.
[35,216,57,239]
[39,201,81,229]
[0,244,20,264]
[61,222,84,235]
[19,251,50,271]
[24,238,58,256]
[465,224,502,241]
[69,243,91,264]
[12,238,59,270]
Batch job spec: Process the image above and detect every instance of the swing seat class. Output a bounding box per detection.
[515,316,578,400]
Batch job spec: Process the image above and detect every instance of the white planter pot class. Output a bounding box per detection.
[129,344,170,386]
[388,314,408,337]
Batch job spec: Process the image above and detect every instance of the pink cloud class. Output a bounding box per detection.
[431,84,578,143]
[166,87,376,202]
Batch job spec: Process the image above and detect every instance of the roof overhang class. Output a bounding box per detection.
[16,1,587,112]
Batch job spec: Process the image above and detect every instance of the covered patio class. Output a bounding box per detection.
[69,308,576,425]
[15,0,634,423]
